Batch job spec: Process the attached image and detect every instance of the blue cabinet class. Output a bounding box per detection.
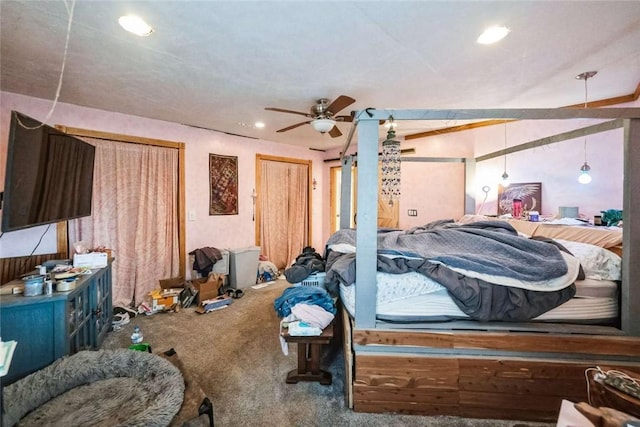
[0,264,112,384]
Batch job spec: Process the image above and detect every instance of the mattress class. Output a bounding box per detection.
[340,273,619,324]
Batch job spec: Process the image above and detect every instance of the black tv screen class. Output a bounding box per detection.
[1,111,95,232]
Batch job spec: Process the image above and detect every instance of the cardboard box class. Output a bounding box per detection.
[192,274,224,303]
[149,289,180,311]
[159,276,186,289]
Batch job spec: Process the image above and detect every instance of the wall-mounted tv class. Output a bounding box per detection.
[1,111,95,232]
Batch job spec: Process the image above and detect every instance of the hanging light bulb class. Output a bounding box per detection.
[501,171,511,187]
[579,162,592,184]
[500,123,510,187]
[578,139,592,184]
[381,117,401,206]
[576,71,597,184]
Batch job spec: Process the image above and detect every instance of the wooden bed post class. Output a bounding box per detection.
[622,117,639,336]
[340,156,353,230]
[464,157,476,215]
[354,117,379,329]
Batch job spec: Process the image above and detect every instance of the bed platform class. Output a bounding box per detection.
[336,108,640,422]
[344,310,640,421]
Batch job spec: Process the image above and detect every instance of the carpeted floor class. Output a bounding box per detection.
[102,278,554,427]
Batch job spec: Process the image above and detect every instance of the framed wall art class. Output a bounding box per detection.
[497,182,542,216]
[209,154,238,215]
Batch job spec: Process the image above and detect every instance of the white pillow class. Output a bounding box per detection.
[556,239,621,281]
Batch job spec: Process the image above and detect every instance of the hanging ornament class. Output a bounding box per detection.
[381,125,401,206]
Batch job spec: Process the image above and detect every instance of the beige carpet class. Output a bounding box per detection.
[102,278,554,427]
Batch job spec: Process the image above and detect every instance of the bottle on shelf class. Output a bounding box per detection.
[130,325,143,344]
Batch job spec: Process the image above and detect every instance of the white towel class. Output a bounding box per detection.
[291,303,335,329]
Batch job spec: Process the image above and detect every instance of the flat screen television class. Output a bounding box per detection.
[1,111,95,232]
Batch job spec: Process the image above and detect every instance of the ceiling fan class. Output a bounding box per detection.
[265,95,356,138]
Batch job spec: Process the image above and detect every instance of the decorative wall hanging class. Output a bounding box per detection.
[209,154,238,215]
[497,182,541,217]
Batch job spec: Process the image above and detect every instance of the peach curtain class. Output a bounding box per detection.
[260,160,308,270]
[70,138,179,307]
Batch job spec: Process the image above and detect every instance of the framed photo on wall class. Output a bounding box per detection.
[497,182,542,216]
[209,154,238,215]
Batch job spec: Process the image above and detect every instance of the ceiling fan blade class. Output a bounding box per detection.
[276,121,311,133]
[329,126,343,138]
[265,107,313,118]
[335,114,353,122]
[335,113,384,124]
[327,95,356,115]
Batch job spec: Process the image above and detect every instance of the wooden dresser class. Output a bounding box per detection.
[0,264,112,385]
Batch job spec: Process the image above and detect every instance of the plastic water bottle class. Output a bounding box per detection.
[131,326,143,344]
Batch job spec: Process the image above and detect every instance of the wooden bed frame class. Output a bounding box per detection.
[338,108,640,421]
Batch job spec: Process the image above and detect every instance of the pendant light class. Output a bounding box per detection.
[578,139,592,184]
[381,117,401,206]
[500,123,510,187]
[576,71,597,184]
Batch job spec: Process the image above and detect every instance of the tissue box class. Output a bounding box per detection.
[73,252,108,268]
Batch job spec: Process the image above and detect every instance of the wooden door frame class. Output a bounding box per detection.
[255,154,313,246]
[330,163,400,231]
[55,126,186,278]
[330,165,357,233]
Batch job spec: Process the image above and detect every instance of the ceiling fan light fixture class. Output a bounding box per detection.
[311,118,335,133]
[118,15,153,36]
[477,26,510,45]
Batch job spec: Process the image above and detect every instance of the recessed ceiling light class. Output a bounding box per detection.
[118,15,153,37]
[477,26,510,45]
[254,122,265,129]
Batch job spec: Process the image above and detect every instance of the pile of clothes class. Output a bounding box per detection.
[283,246,325,284]
[189,247,223,277]
[274,285,336,354]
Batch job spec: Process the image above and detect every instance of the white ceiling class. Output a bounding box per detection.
[1,1,639,151]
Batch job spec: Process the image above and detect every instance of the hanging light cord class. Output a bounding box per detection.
[503,124,507,172]
[583,73,589,161]
[584,139,588,163]
[17,0,76,130]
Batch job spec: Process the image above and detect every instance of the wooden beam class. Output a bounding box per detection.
[475,119,623,162]
[401,157,465,163]
[622,118,640,335]
[352,329,640,357]
[354,119,379,329]
[358,108,640,121]
[404,82,640,141]
[405,119,514,140]
[56,221,68,258]
[56,126,184,149]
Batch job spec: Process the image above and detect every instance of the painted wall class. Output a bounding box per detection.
[2,91,634,266]
[471,101,637,219]
[0,92,326,270]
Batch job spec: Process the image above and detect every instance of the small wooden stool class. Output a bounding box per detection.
[281,321,333,385]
